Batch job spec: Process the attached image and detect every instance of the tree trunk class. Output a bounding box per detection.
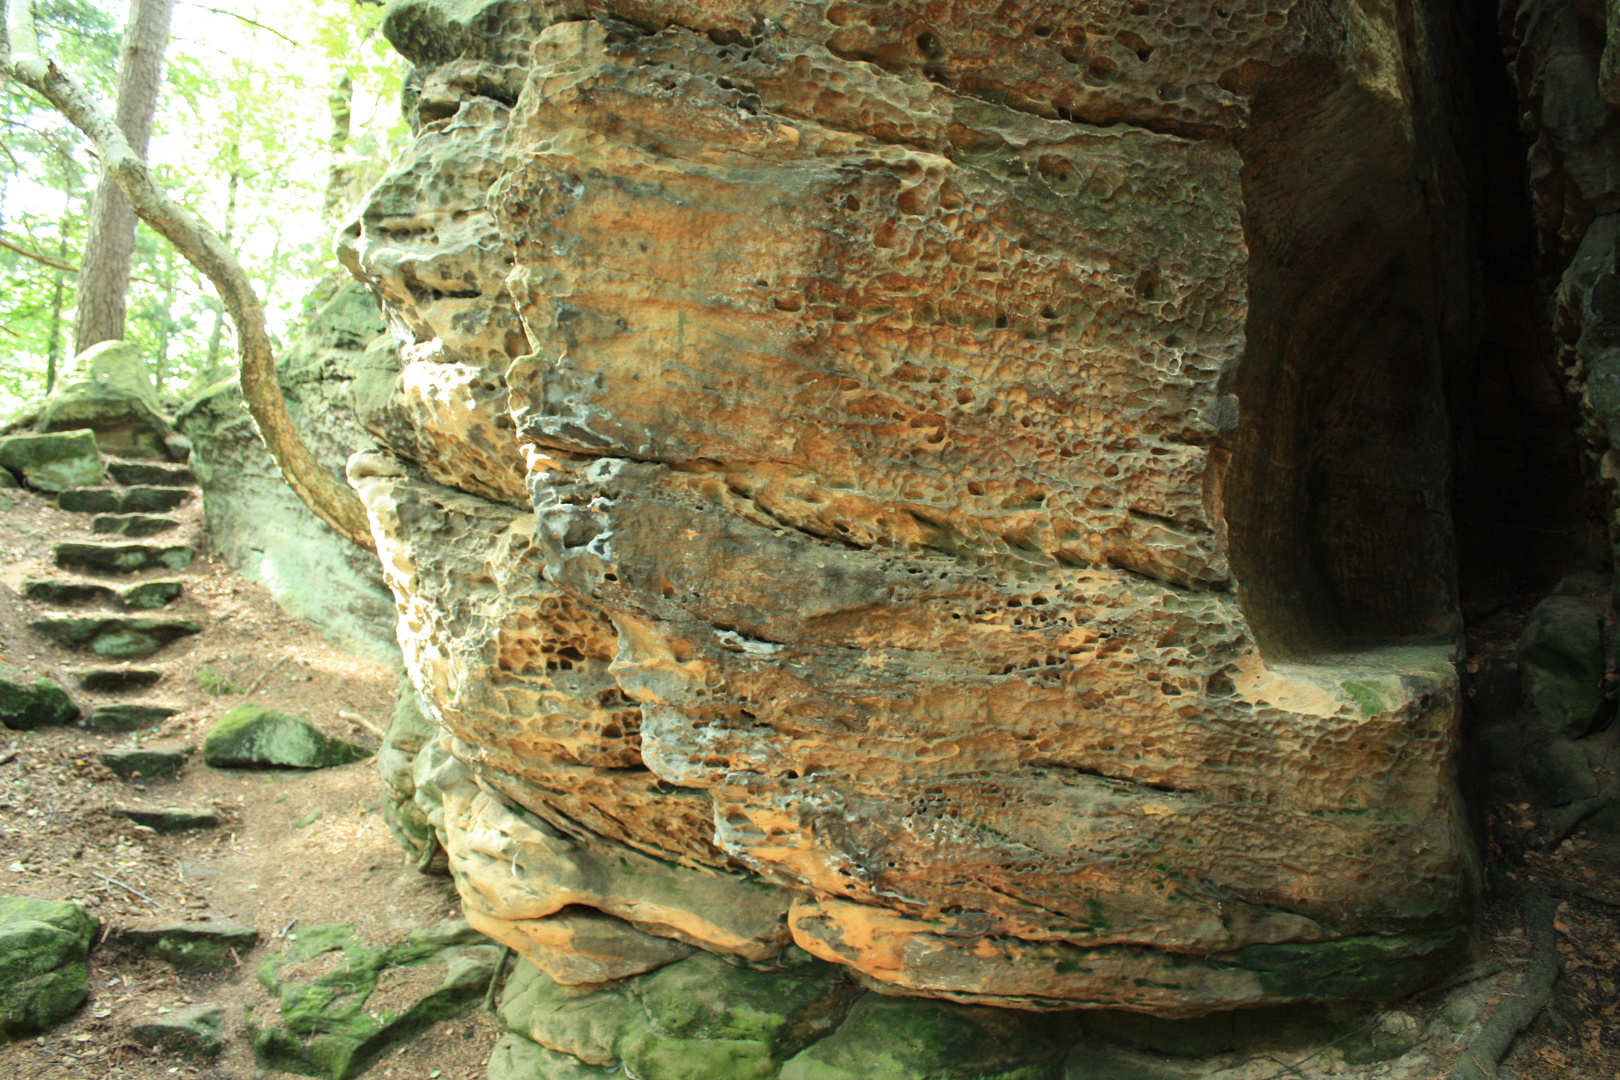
[70,0,174,357]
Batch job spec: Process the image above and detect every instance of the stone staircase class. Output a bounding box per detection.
[21,457,202,740]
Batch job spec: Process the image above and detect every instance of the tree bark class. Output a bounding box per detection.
[3,0,376,551]
[70,0,173,357]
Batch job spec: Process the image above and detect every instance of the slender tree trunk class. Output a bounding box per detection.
[44,188,72,390]
[203,162,240,374]
[70,0,174,357]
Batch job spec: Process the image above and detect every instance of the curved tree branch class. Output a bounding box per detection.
[2,0,375,551]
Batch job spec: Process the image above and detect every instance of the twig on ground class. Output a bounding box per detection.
[276,917,299,938]
[338,709,386,739]
[242,656,290,698]
[91,870,168,910]
[1448,890,1560,1080]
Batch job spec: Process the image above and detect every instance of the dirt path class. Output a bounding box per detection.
[0,473,500,1079]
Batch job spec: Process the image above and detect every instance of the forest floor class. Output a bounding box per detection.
[0,476,1617,1080]
[0,481,498,1080]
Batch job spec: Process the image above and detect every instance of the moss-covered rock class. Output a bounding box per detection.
[1519,591,1607,738]
[115,920,258,969]
[33,340,171,459]
[53,540,194,574]
[0,896,98,1041]
[87,703,179,733]
[130,1003,226,1061]
[204,705,371,769]
[91,512,179,538]
[777,994,1078,1080]
[378,681,438,863]
[0,664,79,730]
[29,614,201,658]
[99,746,189,780]
[497,951,860,1080]
[0,429,103,492]
[248,919,500,1079]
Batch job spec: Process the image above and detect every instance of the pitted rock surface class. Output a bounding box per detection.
[347,0,1478,1013]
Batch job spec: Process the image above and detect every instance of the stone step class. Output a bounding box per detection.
[91,512,179,538]
[30,615,201,659]
[54,541,194,575]
[107,460,194,487]
[99,746,188,780]
[87,703,180,733]
[22,579,114,606]
[111,805,219,833]
[58,485,191,514]
[74,668,163,693]
[23,578,184,610]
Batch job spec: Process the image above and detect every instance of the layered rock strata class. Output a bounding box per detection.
[349,0,1477,1018]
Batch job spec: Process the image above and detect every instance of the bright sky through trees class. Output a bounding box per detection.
[1,0,405,410]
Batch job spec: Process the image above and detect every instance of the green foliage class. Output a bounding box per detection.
[196,667,244,696]
[1,0,408,412]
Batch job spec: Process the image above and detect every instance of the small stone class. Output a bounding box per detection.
[107,460,194,486]
[119,579,184,610]
[91,513,179,538]
[116,921,256,969]
[204,705,371,769]
[129,1003,224,1061]
[74,668,163,693]
[99,747,188,780]
[0,430,103,493]
[87,703,180,733]
[113,805,220,833]
[53,541,195,575]
[21,579,116,607]
[0,896,97,1041]
[0,665,80,730]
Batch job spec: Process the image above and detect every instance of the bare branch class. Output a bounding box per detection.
[0,231,76,272]
[182,2,300,48]
[2,0,376,551]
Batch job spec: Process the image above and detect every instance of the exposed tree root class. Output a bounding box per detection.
[1532,780,1619,850]
[1448,890,1561,1080]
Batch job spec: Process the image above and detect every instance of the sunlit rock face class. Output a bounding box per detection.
[350,0,1477,1015]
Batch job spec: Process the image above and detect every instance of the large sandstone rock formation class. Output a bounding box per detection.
[346,0,1478,1023]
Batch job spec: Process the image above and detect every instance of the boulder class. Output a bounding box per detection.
[203,704,371,769]
[1518,590,1607,738]
[31,340,171,458]
[0,896,97,1040]
[0,665,78,730]
[351,0,1479,1019]
[0,429,103,492]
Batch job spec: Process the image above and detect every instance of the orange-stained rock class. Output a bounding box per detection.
[349,0,1478,1013]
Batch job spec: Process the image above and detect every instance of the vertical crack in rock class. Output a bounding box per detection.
[346,0,1478,1015]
